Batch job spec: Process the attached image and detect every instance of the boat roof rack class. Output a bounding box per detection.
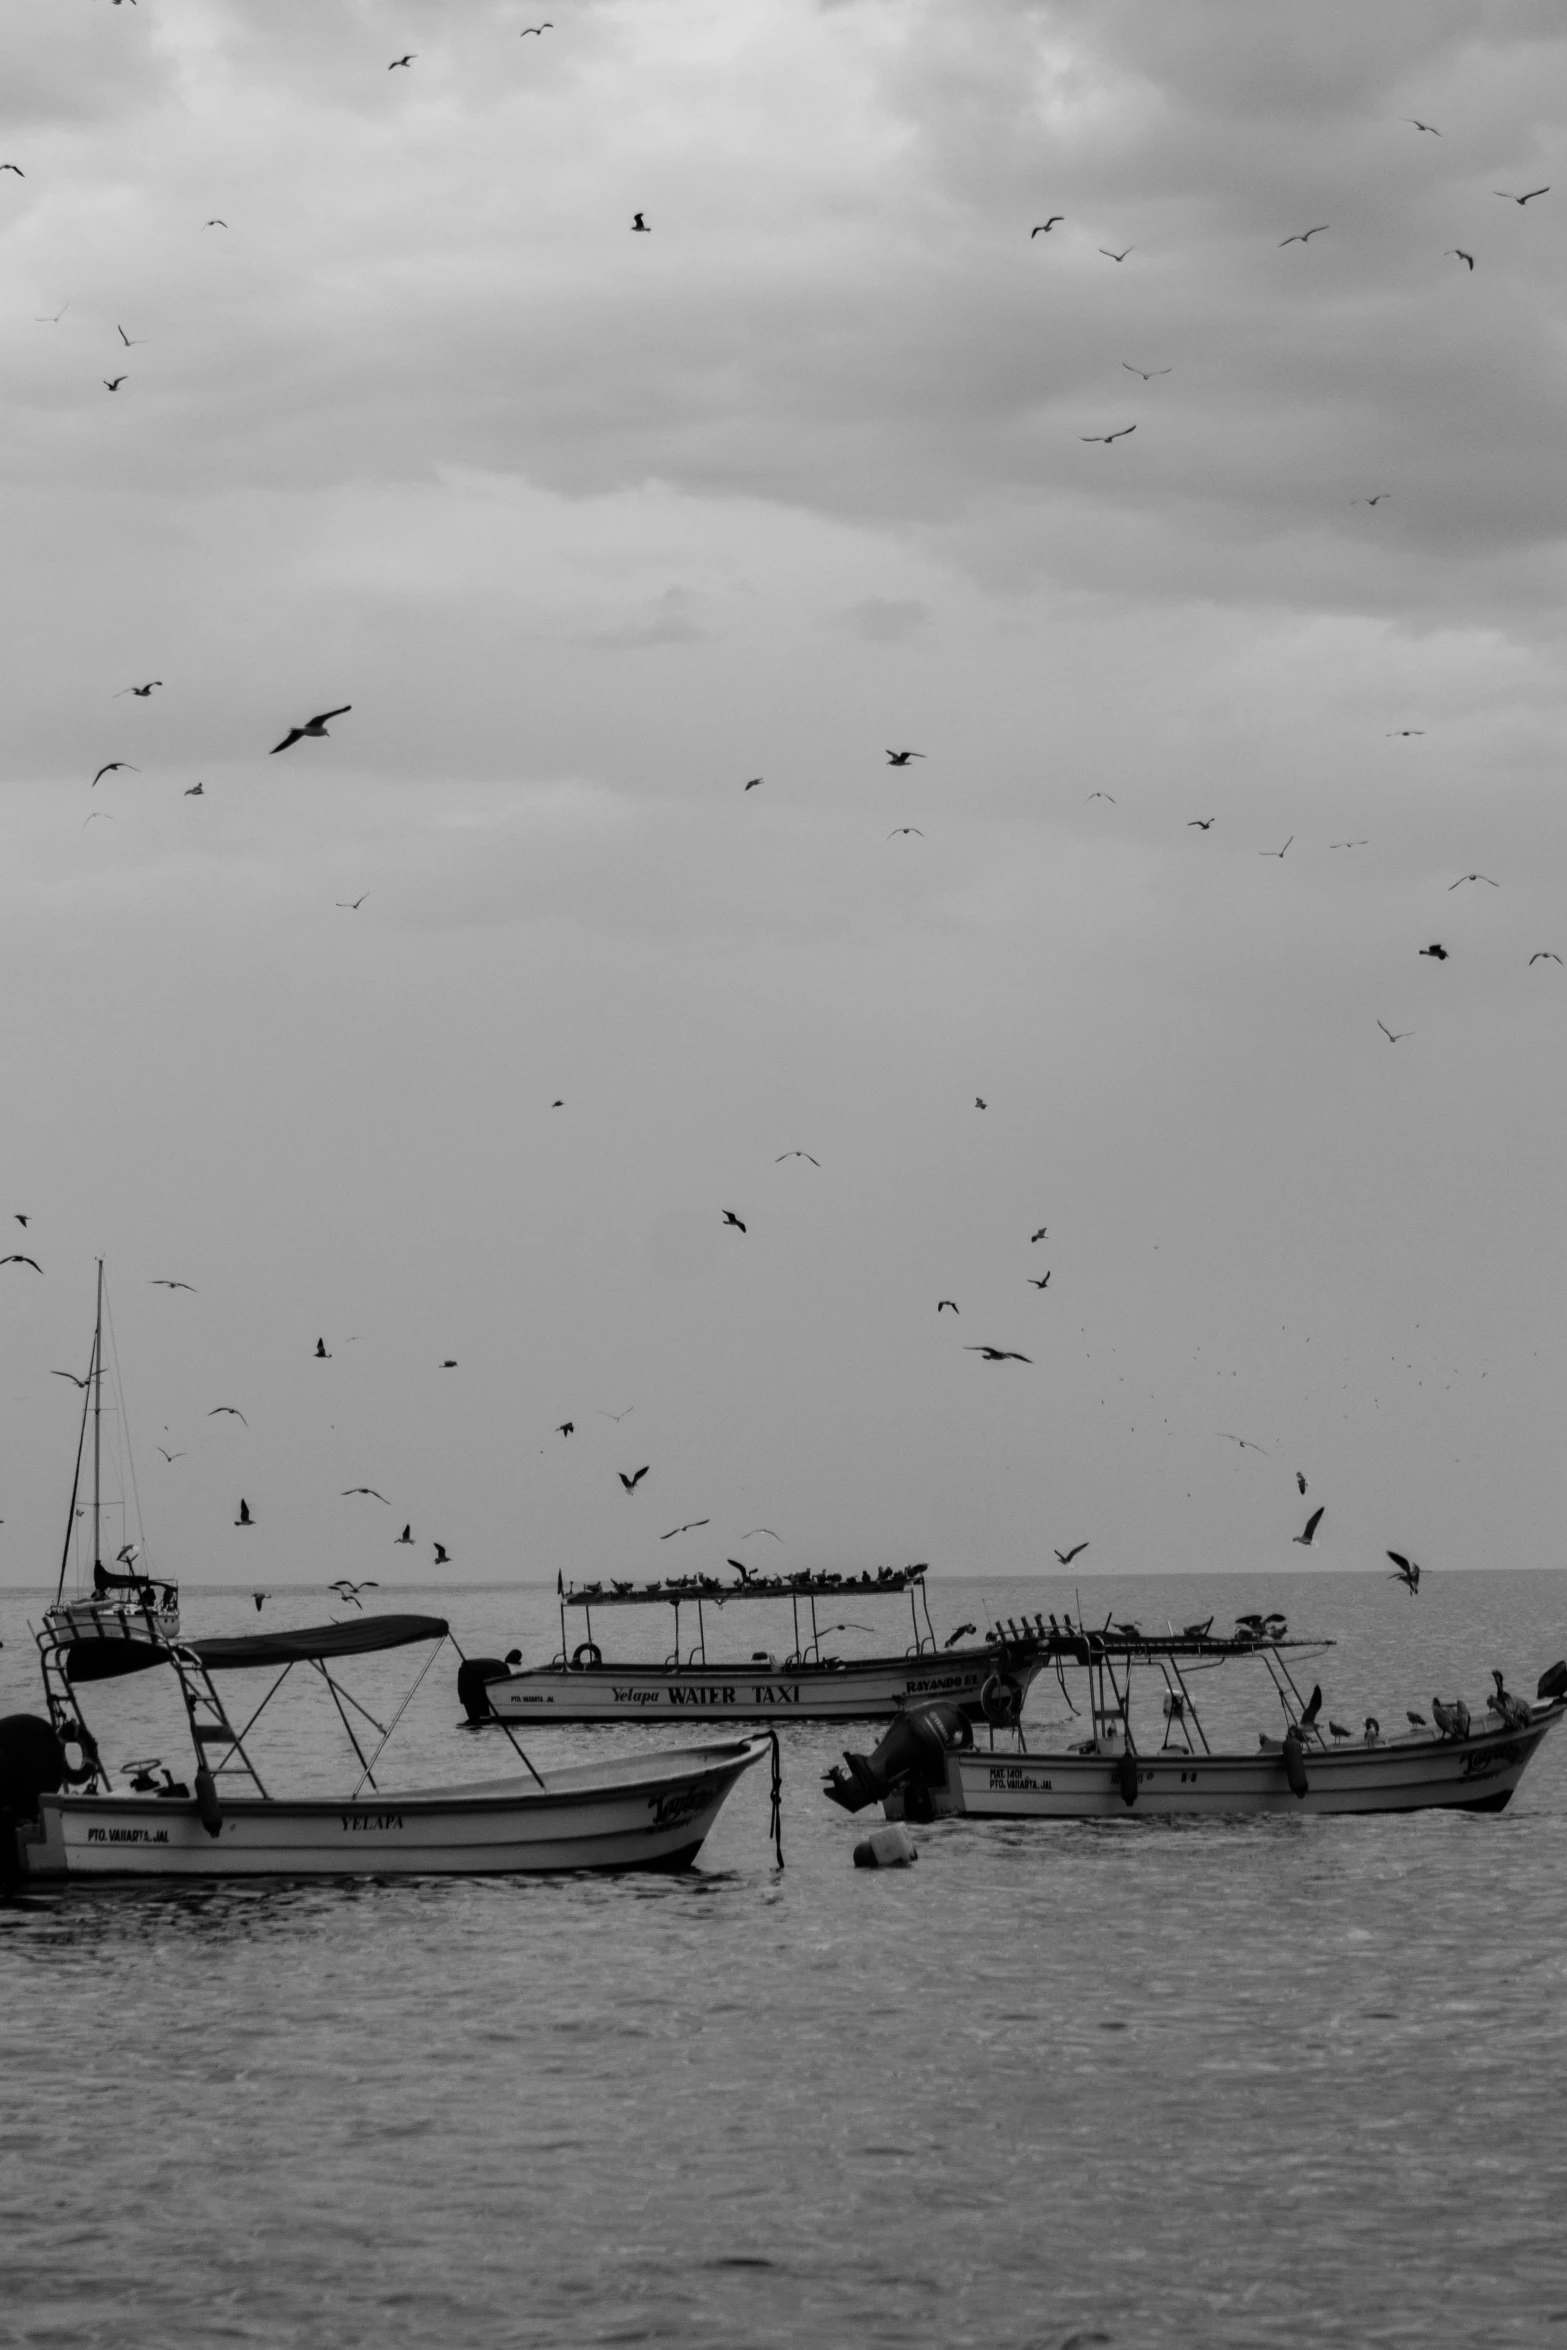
[563,1567,928,1607]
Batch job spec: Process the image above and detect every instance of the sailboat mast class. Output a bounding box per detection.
[92,1257,104,1574]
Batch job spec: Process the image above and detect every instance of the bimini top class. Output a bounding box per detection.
[185,1614,449,1671]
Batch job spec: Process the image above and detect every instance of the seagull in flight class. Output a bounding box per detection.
[721,1209,746,1232]
[556,1421,574,1436]
[1,164,24,177]
[1406,119,1441,134]
[157,1447,186,1462]
[342,1487,389,1503]
[389,54,415,69]
[116,325,144,347]
[432,1542,451,1563]
[1495,187,1548,204]
[1260,838,1293,858]
[271,705,350,754]
[775,1151,819,1165]
[149,1277,197,1290]
[966,1346,1032,1363]
[1377,1021,1412,1043]
[937,1299,959,1313]
[1530,951,1562,965]
[1030,1228,1048,1242]
[520,20,553,31]
[888,826,925,838]
[1122,363,1171,379]
[185,782,205,796]
[337,895,368,910]
[204,219,228,228]
[1188,818,1215,829]
[330,1579,379,1608]
[1279,225,1329,244]
[1447,249,1475,268]
[91,763,137,787]
[1218,1433,1270,1454]
[1,1254,42,1272]
[1293,1506,1325,1547]
[618,1466,650,1492]
[660,1520,710,1539]
[1418,943,1447,960]
[1081,426,1135,443]
[1086,790,1116,803]
[208,1406,247,1424]
[395,1524,414,1544]
[886,750,924,765]
[1387,1550,1421,1593]
[234,1499,254,1527]
[115,680,162,697]
[103,377,127,392]
[743,777,762,790]
[314,1338,331,1359]
[35,303,68,322]
[1099,246,1133,262]
[1387,729,1423,737]
[1030,218,1064,237]
[1027,1273,1051,1289]
[1055,1542,1089,1565]
[631,212,650,232]
[1449,873,1498,889]
[52,1370,91,1387]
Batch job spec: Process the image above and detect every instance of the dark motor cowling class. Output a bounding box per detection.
[823,1700,973,1814]
[457,1658,509,1723]
[0,1715,69,1891]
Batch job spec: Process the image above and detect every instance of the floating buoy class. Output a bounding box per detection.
[194,1765,223,1838]
[853,1822,918,1868]
[1282,1730,1309,1799]
[1116,1749,1139,1807]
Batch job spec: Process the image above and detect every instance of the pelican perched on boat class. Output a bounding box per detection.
[1432,1695,1470,1739]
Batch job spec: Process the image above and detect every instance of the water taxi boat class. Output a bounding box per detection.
[824,1612,1567,1822]
[465,1565,1047,1727]
[3,1610,774,1880]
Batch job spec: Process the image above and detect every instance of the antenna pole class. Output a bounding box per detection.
[92,1258,104,1577]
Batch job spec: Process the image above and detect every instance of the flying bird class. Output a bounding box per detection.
[743,777,762,790]
[1188,818,1215,829]
[1377,1021,1412,1043]
[1260,838,1293,858]
[631,212,649,232]
[738,1528,783,1542]
[52,1370,91,1388]
[204,219,227,228]
[252,1593,268,1613]
[208,1406,247,1423]
[1355,495,1390,507]
[103,377,127,392]
[974,1097,986,1109]
[149,1278,196,1290]
[389,54,415,69]
[965,1346,1032,1362]
[0,164,24,177]
[888,826,925,838]
[1419,943,1448,960]
[13,1215,27,1226]
[721,1210,746,1232]
[314,1338,331,1359]
[1099,246,1133,262]
[1449,873,1498,889]
[271,705,350,754]
[1030,1228,1048,1242]
[1218,1433,1270,1453]
[115,681,162,697]
[775,1151,819,1165]
[556,1421,574,1436]
[432,1542,450,1563]
[937,1299,959,1313]
[1054,1543,1088,1565]
[90,763,137,787]
[1027,1274,1051,1289]
[185,782,205,796]
[1387,1550,1421,1593]
[116,326,144,347]
[342,1488,389,1503]
[1030,218,1063,236]
[1122,363,1171,379]
[395,1524,413,1544]
[885,750,924,765]
[157,1448,185,1462]
[337,895,368,910]
[1406,119,1441,134]
[1080,426,1135,443]
[661,1520,710,1539]
[1330,839,1368,848]
[440,1359,458,1369]
[1,1255,41,1272]
[330,1579,379,1607]
[1086,791,1116,803]
[1299,1685,1322,1729]
[1387,730,1423,738]
[1495,187,1548,204]
[35,304,68,322]
[1293,1507,1325,1547]
[619,1466,650,1491]
[1296,1472,1307,1494]
[1530,952,1562,965]
[234,1499,254,1527]
[1279,226,1328,244]
[1447,248,1474,268]
[520,20,553,31]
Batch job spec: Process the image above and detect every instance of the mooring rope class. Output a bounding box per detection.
[767,1728,784,1868]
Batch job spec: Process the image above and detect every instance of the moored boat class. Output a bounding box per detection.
[824,1615,1567,1823]
[465,1565,1048,1727]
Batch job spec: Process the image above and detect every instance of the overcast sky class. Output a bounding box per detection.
[3,0,1566,1600]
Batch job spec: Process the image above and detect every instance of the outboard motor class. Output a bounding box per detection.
[457,1659,509,1724]
[824,1701,972,1816]
[0,1715,69,1891]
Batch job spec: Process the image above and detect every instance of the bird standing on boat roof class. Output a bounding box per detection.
[1406,1709,1426,1728]
[1491,1670,1532,1731]
[1432,1695,1470,1739]
[1329,1720,1351,1741]
[1364,1717,1380,1744]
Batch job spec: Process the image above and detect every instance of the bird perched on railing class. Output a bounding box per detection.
[1491,1670,1532,1732]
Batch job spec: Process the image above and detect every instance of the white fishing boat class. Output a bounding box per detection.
[465,1565,1047,1727]
[0,1270,776,1881]
[824,1612,1567,1823]
[3,1611,775,1880]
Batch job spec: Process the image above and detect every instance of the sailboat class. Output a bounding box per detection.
[42,1260,181,1679]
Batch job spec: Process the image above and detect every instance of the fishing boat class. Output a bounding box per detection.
[464,1565,1048,1727]
[823,1611,1567,1822]
[3,1611,776,1880]
[0,1270,776,1880]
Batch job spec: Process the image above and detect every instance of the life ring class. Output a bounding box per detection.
[571,1641,603,1669]
[980,1672,1024,1729]
[60,1725,100,1786]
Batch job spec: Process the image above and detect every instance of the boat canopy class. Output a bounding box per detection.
[186,1615,450,1671]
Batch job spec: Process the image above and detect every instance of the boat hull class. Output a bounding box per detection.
[887,1710,1563,1822]
[17,1738,768,1879]
[482,1649,1036,1727]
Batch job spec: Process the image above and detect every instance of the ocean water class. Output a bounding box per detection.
[2,1568,1566,2350]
